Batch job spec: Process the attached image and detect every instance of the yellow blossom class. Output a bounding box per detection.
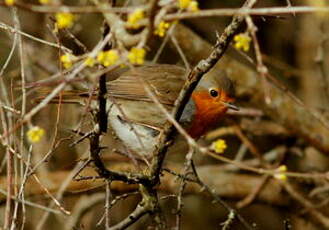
[39,0,49,4]
[188,1,199,12]
[154,21,171,37]
[211,139,227,154]
[5,0,15,6]
[234,33,251,52]
[84,57,96,67]
[55,12,75,29]
[27,126,45,143]
[178,0,190,9]
[127,47,146,65]
[60,53,74,69]
[97,50,119,67]
[274,165,287,181]
[178,0,199,11]
[127,9,144,29]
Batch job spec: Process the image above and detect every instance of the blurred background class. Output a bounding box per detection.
[0,0,329,229]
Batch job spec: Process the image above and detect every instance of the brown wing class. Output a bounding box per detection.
[107,64,187,106]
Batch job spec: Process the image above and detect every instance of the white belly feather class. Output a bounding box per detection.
[107,101,160,157]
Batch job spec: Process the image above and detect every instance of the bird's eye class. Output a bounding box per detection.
[209,89,219,97]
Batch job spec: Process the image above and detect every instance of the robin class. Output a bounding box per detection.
[103,64,238,157]
[41,64,237,157]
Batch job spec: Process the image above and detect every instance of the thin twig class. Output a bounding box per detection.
[105,181,112,229]
[236,175,270,208]
[164,6,329,21]
[246,15,271,104]
[190,162,254,230]
[0,22,71,53]
[283,181,329,228]
[174,147,195,230]
[170,34,190,70]
[0,188,62,214]
[1,31,113,141]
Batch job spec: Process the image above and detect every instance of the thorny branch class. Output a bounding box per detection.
[190,162,254,230]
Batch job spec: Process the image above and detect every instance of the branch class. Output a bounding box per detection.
[164,6,329,21]
[109,202,150,230]
[283,182,329,229]
[0,163,289,205]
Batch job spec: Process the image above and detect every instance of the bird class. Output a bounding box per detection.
[102,64,238,157]
[38,64,237,158]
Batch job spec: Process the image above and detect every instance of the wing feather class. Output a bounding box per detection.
[107,64,187,105]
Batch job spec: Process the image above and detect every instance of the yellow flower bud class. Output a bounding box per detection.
[154,21,171,37]
[127,47,146,65]
[211,139,227,154]
[55,12,75,29]
[39,0,50,4]
[60,53,74,69]
[97,50,119,67]
[126,9,144,29]
[274,165,288,181]
[84,57,96,67]
[5,0,15,6]
[27,126,45,143]
[234,33,251,52]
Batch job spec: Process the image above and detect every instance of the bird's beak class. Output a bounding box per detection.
[222,101,239,111]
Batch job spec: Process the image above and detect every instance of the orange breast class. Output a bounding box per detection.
[187,91,228,138]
